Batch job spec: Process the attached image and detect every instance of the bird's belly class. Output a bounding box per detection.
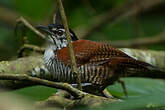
[78,64,115,85]
[46,59,74,83]
[46,58,117,86]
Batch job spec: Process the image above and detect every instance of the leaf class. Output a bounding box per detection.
[2,86,57,101]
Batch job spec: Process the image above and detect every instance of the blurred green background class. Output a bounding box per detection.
[0,0,165,109]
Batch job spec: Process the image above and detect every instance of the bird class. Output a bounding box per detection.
[36,15,164,97]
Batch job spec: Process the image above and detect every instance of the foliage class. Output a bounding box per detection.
[12,0,54,20]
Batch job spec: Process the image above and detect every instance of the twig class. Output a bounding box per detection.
[53,14,57,24]
[52,4,58,24]
[18,44,45,57]
[0,74,85,98]
[110,31,165,48]
[78,0,165,39]
[56,0,82,90]
[16,17,46,39]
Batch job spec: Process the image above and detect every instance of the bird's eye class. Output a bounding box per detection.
[57,30,63,36]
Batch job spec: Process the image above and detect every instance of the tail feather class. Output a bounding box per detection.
[123,59,165,79]
[101,57,165,79]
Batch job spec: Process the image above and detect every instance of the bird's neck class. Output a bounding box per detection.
[44,44,57,63]
[45,38,66,51]
[44,41,68,61]
[44,39,74,63]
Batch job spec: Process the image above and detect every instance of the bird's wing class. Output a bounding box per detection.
[56,40,131,66]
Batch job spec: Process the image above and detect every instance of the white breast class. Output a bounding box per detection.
[43,45,74,82]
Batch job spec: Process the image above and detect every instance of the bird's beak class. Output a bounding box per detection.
[35,25,52,35]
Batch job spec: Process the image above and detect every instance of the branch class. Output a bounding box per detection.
[0,55,43,89]
[0,74,84,98]
[18,44,45,57]
[110,31,165,48]
[16,17,46,39]
[0,74,118,108]
[56,0,82,90]
[77,0,165,39]
[120,49,165,70]
[36,90,117,108]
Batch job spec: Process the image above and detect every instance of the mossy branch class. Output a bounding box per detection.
[0,74,118,108]
[0,74,84,98]
[36,91,118,108]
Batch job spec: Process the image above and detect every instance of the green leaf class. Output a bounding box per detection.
[2,86,57,101]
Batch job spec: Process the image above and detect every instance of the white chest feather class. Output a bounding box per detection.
[44,46,56,65]
[43,45,74,82]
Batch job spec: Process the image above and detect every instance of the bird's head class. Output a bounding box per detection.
[36,11,78,50]
[36,24,78,50]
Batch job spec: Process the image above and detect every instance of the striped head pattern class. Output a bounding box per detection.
[36,24,78,50]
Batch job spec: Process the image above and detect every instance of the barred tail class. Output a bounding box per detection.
[120,59,165,79]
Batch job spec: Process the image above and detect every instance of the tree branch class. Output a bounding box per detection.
[56,0,82,90]
[36,91,118,108]
[0,55,43,89]
[120,49,165,70]
[16,17,46,39]
[110,31,165,48]
[0,74,85,98]
[0,74,118,108]
[18,44,45,57]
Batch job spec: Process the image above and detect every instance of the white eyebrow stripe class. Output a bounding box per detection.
[58,29,65,32]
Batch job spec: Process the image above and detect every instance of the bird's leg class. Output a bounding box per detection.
[118,79,128,97]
